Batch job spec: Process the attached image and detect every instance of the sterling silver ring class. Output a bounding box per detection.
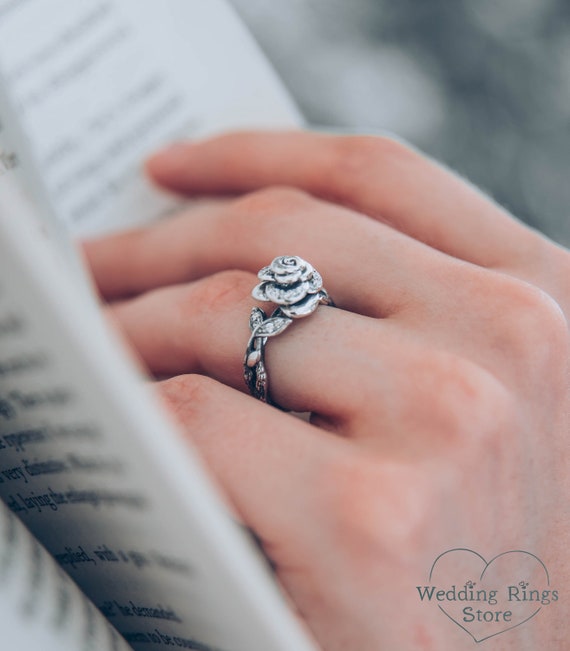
[243,255,334,406]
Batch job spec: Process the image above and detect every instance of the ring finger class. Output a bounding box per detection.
[109,269,387,420]
[110,267,505,458]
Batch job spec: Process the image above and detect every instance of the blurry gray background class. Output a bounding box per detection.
[231,0,570,246]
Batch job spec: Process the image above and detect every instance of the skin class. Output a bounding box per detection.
[83,131,570,650]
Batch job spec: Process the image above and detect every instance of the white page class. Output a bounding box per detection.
[0,174,317,651]
[0,0,302,236]
[0,85,98,285]
[0,500,133,651]
[0,115,133,651]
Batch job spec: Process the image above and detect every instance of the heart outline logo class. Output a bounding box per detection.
[427,548,551,643]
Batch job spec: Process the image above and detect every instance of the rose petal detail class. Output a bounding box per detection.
[271,255,309,285]
[298,262,315,282]
[265,281,310,305]
[279,292,323,318]
[272,255,302,274]
[274,269,303,284]
[257,265,275,282]
[253,257,330,316]
[252,282,270,301]
[306,270,323,292]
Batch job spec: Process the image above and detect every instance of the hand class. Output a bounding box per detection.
[83,131,570,650]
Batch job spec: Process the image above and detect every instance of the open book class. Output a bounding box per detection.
[0,1,318,650]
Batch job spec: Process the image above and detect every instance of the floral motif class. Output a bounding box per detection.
[244,256,334,404]
[252,255,330,318]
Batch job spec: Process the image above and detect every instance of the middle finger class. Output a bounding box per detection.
[85,187,463,319]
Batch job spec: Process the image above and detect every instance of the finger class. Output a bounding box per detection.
[110,270,384,420]
[157,373,344,555]
[146,131,546,272]
[159,374,413,647]
[83,187,459,318]
[112,268,510,456]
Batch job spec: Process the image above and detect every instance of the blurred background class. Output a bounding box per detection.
[231,0,570,246]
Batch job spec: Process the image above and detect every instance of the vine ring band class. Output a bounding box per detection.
[243,255,334,406]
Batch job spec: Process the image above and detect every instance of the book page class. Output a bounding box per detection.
[0,95,105,312]
[0,174,316,651]
[0,500,132,651]
[0,0,302,236]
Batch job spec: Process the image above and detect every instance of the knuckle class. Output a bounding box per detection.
[315,453,437,563]
[218,187,316,245]
[158,374,216,418]
[191,269,253,314]
[410,352,517,445]
[342,346,517,451]
[490,276,569,372]
[327,135,416,193]
[438,354,512,423]
[232,186,312,217]
[419,356,523,473]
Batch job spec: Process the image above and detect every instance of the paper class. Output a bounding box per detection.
[0,500,130,651]
[0,0,301,235]
[0,170,316,651]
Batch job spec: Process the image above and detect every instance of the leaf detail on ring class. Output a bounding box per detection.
[253,316,292,338]
[249,307,266,330]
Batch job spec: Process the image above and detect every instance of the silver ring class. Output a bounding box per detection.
[243,255,334,406]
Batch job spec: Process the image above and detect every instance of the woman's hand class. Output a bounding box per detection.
[83,131,570,650]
